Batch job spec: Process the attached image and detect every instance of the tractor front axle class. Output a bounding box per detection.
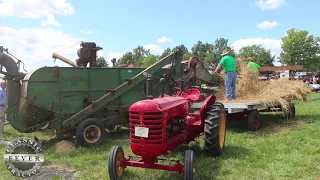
[123,156,184,174]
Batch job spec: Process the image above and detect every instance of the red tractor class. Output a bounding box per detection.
[108,75,227,180]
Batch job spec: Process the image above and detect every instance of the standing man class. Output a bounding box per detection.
[246,57,261,73]
[213,49,237,100]
[0,81,7,135]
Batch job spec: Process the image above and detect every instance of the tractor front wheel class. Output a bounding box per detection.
[184,149,194,180]
[108,145,125,180]
[204,102,227,156]
[75,118,107,147]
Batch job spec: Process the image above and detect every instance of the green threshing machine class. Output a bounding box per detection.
[0,42,221,146]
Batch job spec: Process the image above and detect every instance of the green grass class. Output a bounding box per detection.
[1,93,320,180]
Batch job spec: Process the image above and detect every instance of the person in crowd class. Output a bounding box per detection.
[246,57,261,73]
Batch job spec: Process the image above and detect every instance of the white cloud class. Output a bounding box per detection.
[41,14,60,26]
[97,50,104,58]
[255,0,287,10]
[143,44,164,54]
[232,38,282,65]
[106,52,125,61]
[0,26,84,71]
[80,30,93,34]
[0,0,75,26]
[257,21,280,30]
[156,36,172,44]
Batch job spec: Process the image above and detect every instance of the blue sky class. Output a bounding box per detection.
[0,0,319,70]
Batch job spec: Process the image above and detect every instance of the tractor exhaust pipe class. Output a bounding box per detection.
[145,75,153,98]
[0,51,20,77]
[52,52,78,67]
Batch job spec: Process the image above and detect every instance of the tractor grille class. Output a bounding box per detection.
[129,111,163,144]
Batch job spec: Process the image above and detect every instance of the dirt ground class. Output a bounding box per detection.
[24,166,77,180]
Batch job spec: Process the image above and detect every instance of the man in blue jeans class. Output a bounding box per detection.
[213,49,237,100]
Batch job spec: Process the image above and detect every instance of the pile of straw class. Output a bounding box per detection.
[216,60,312,110]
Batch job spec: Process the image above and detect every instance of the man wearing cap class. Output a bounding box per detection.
[247,57,260,73]
[213,49,237,100]
[0,81,7,135]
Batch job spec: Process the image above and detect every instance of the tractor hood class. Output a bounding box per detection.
[129,96,187,112]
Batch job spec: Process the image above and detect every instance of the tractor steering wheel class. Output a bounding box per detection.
[143,73,179,96]
[171,78,197,97]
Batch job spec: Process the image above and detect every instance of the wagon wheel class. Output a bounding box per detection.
[108,145,125,180]
[203,102,227,156]
[184,149,195,180]
[283,103,296,120]
[248,110,260,131]
[75,118,107,147]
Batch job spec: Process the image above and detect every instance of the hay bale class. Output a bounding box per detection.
[217,60,311,110]
[56,140,76,153]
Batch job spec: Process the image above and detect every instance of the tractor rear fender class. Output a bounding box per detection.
[199,95,216,123]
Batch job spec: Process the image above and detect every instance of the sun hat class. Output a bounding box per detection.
[247,57,255,61]
[220,49,229,56]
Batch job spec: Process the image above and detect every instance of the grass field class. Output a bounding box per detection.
[1,93,320,180]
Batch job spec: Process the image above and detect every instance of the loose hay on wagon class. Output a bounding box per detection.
[193,60,312,131]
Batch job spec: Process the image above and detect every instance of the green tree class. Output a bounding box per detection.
[279,28,320,71]
[237,44,275,66]
[191,41,214,64]
[212,38,229,55]
[160,45,192,60]
[116,46,151,67]
[172,44,188,54]
[191,38,235,69]
[209,38,235,67]
[160,48,172,58]
[133,46,151,66]
[116,52,134,66]
[173,44,192,60]
[140,55,158,68]
[97,57,109,67]
[183,53,192,60]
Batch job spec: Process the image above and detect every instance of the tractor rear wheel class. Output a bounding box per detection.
[184,149,194,180]
[108,145,125,180]
[75,118,107,147]
[204,102,227,156]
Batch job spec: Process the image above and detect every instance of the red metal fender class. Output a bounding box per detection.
[199,95,216,123]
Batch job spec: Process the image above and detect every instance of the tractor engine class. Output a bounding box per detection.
[166,116,185,140]
[129,96,189,158]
